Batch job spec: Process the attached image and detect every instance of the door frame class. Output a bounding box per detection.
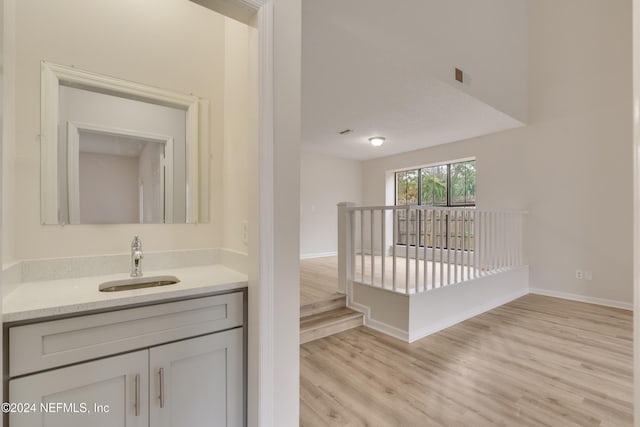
[66,121,174,225]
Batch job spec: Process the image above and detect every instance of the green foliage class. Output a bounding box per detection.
[450,161,476,204]
[421,166,447,205]
[396,170,419,204]
[396,160,475,206]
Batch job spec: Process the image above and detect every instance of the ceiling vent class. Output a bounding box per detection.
[455,68,464,83]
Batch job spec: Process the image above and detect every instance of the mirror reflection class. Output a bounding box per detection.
[41,62,202,225]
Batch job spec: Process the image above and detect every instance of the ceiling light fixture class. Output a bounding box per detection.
[369,136,385,147]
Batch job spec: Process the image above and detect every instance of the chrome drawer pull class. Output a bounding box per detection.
[159,368,165,408]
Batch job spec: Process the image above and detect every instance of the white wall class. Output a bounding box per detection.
[300,151,362,258]
[4,0,228,262]
[522,0,631,305]
[271,1,301,425]
[246,15,261,427]
[633,0,640,419]
[0,0,5,420]
[3,0,15,269]
[138,142,164,224]
[4,1,254,426]
[363,138,525,211]
[362,0,633,305]
[79,152,139,223]
[246,2,302,425]
[223,19,250,255]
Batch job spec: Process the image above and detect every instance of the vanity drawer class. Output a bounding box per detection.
[9,292,243,377]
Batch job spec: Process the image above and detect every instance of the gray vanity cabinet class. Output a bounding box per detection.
[10,350,150,427]
[6,291,246,427]
[150,329,243,427]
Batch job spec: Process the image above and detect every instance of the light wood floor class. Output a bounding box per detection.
[300,294,633,426]
[301,255,480,299]
[354,254,474,293]
[301,257,341,306]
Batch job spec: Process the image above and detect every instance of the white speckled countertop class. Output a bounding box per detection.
[3,264,248,323]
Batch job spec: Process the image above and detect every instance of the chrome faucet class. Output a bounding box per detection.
[130,235,144,277]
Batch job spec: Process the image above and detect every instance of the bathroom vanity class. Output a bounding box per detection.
[3,262,248,427]
[3,2,254,425]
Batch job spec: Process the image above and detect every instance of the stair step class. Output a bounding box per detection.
[300,293,346,318]
[300,307,363,344]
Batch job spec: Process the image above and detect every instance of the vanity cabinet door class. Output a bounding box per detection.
[9,350,149,427]
[149,328,244,427]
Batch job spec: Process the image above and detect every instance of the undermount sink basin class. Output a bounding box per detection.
[99,275,180,292]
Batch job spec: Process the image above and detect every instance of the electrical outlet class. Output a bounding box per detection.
[584,270,592,280]
[575,269,584,280]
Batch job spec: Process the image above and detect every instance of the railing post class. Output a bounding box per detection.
[337,202,356,294]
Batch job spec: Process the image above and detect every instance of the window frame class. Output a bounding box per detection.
[394,160,476,208]
[394,159,476,249]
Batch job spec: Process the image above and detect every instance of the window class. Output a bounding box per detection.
[395,170,418,205]
[394,160,475,207]
[420,165,448,206]
[394,160,476,248]
[450,161,476,205]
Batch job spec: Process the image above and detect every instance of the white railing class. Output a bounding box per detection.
[337,203,525,296]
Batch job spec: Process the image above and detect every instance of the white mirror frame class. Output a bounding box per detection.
[41,61,200,224]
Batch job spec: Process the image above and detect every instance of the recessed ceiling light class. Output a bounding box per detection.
[369,136,385,147]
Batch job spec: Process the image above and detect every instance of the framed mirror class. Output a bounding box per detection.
[41,61,203,224]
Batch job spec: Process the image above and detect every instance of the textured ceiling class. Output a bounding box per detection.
[302,0,526,161]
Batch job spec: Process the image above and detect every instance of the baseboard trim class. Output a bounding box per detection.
[347,301,370,318]
[529,288,633,311]
[347,301,409,341]
[300,251,337,260]
[408,288,529,343]
[365,318,410,342]
[343,283,632,344]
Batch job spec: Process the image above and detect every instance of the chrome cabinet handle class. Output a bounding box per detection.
[134,374,141,416]
[159,368,165,409]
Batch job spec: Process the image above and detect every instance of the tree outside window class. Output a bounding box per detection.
[395,170,418,205]
[394,160,476,248]
[395,160,475,207]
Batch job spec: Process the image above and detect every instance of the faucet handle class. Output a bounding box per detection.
[130,236,144,277]
[131,235,142,248]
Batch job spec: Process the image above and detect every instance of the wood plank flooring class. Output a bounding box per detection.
[302,254,478,297]
[300,307,364,345]
[301,257,342,305]
[353,254,473,293]
[300,294,633,426]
